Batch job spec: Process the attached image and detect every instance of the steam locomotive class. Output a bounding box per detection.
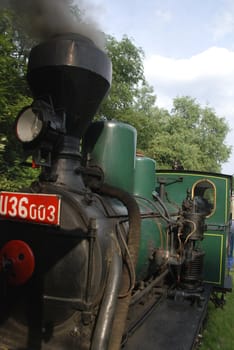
[0,33,232,350]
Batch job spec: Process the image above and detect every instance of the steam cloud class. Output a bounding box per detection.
[0,0,105,49]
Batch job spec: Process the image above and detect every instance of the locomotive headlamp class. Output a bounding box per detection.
[15,100,65,145]
[16,106,43,143]
[15,100,66,166]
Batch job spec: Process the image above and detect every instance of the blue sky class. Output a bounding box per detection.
[97,0,234,56]
[81,0,234,175]
[100,0,227,56]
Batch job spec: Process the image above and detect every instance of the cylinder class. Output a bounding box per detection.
[133,155,156,199]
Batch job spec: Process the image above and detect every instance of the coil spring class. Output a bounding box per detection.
[181,249,205,285]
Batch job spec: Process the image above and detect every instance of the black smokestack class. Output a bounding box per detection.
[1,0,105,50]
[27,33,112,138]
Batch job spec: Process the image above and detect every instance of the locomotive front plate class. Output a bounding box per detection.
[0,191,61,226]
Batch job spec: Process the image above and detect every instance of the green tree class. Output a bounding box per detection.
[99,35,148,119]
[147,97,231,172]
[0,8,36,190]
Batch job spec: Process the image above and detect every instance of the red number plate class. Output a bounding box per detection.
[0,191,61,226]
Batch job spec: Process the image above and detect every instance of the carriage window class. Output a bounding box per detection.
[192,180,216,217]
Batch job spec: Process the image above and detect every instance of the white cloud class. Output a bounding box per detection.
[144,47,234,113]
[144,47,234,174]
[144,47,234,83]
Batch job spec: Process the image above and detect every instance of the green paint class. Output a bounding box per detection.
[83,120,137,193]
[201,233,224,285]
[133,156,156,199]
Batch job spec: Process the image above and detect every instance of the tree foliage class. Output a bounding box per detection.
[98,35,147,118]
[146,97,231,172]
[0,9,36,190]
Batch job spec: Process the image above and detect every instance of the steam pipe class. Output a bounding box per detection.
[91,239,122,350]
[96,183,141,350]
[130,269,169,305]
